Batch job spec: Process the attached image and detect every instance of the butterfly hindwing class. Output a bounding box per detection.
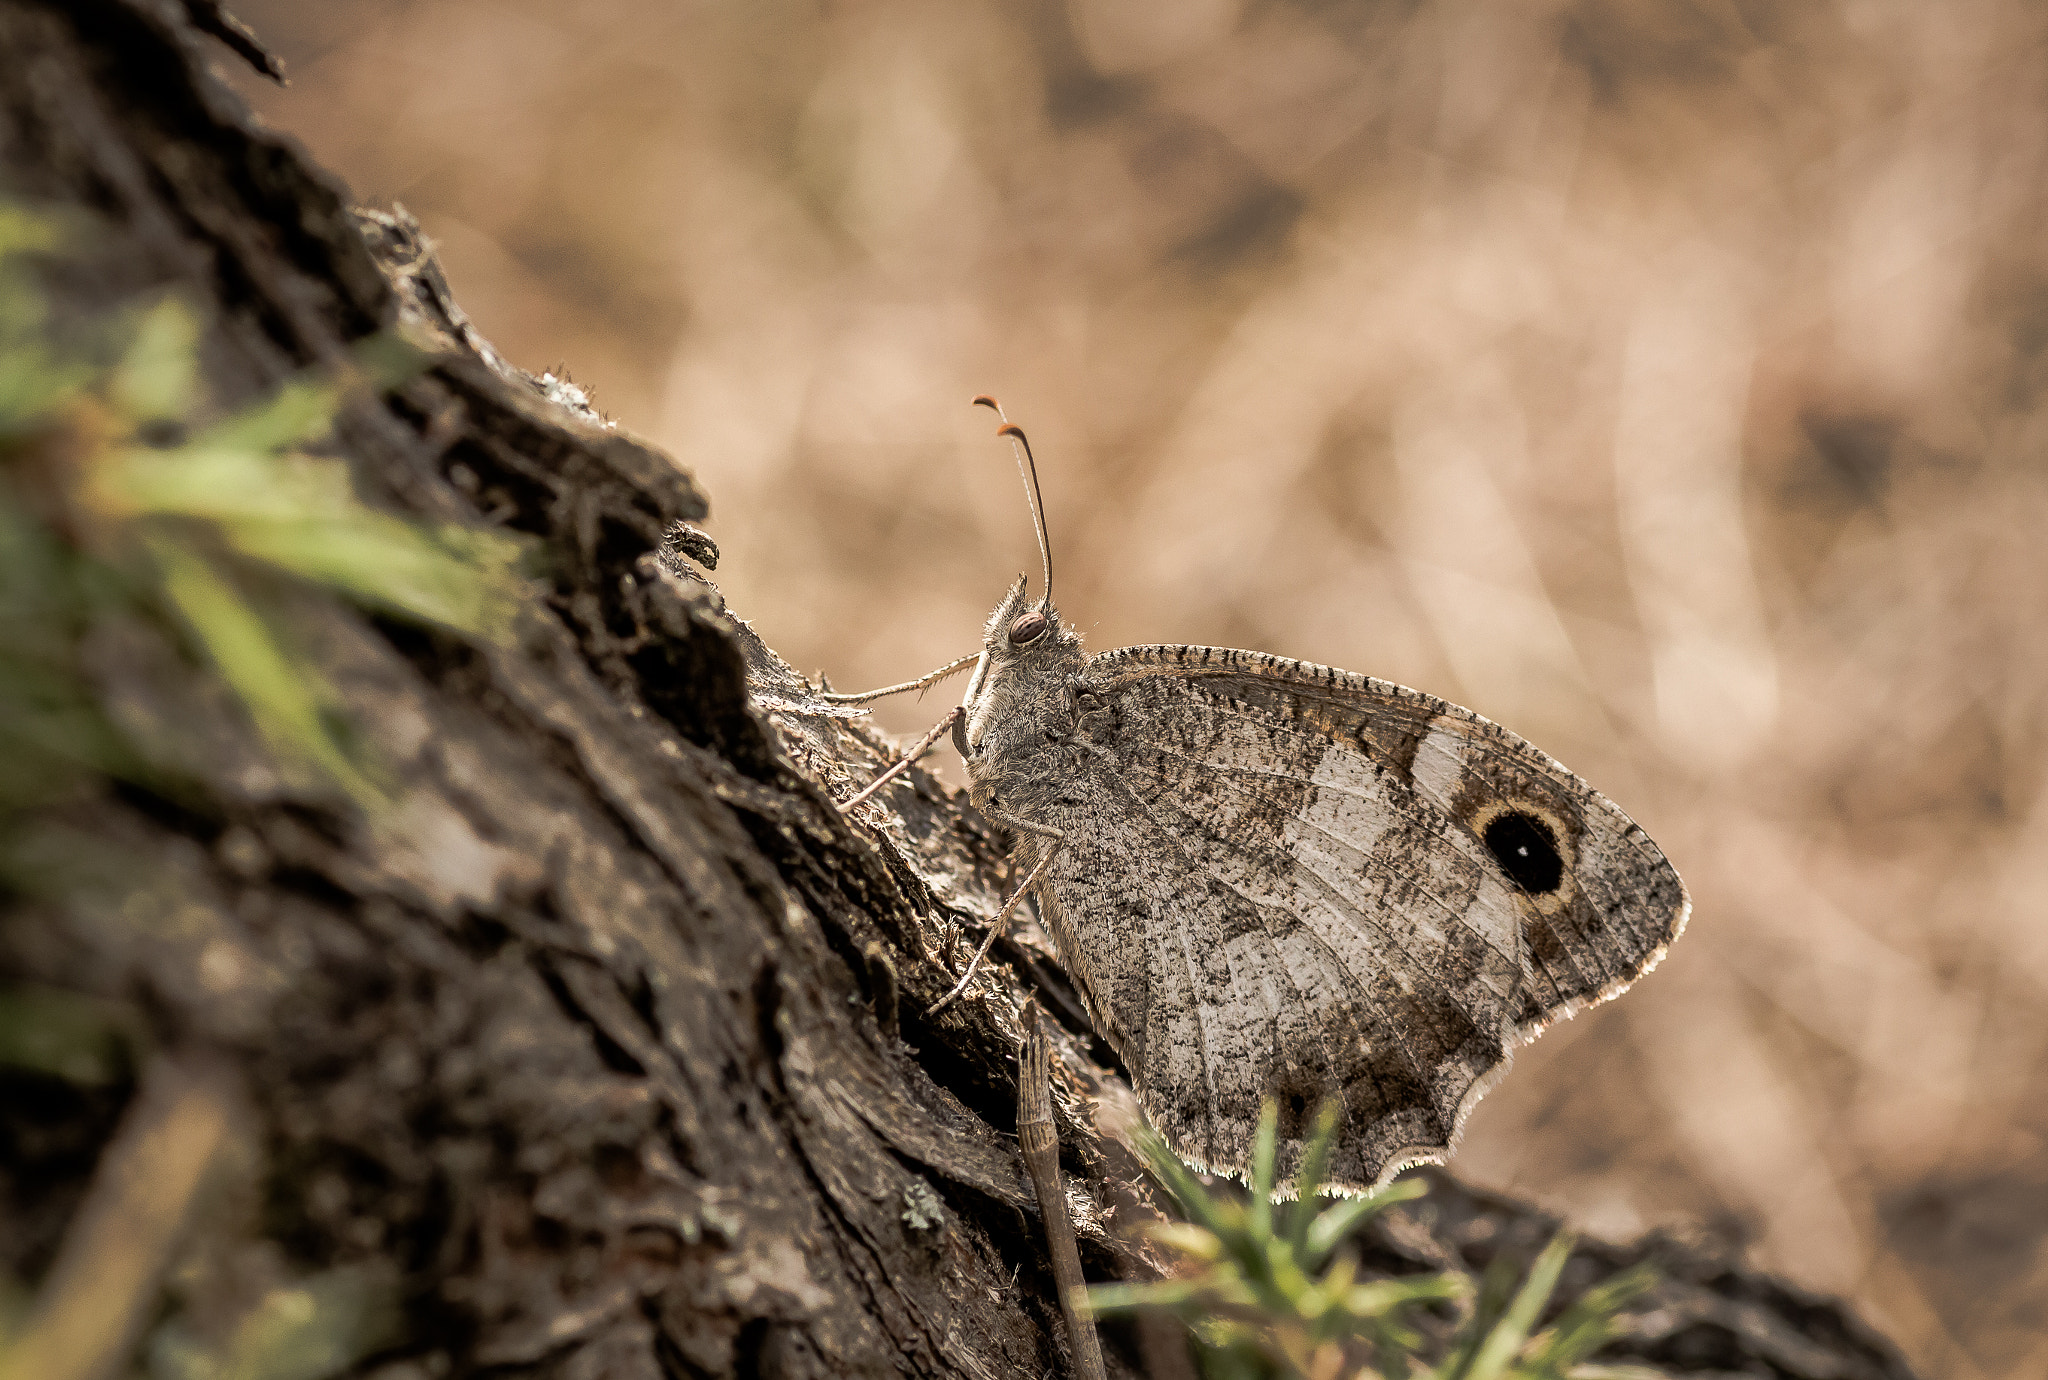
[1103,648,1688,1023]
[1011,644,1687,1188]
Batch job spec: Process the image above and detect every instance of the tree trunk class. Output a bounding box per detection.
[0,4,1922,1379]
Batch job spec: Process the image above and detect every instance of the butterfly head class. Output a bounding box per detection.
[980,573,1079,665]
[958,573,1082,760]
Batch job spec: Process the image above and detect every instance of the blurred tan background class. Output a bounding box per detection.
[216,2,2047,1375]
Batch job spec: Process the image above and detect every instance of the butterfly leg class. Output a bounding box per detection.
[836,706,964,812]
[929,811,1064,1014]
[816,651,979,705]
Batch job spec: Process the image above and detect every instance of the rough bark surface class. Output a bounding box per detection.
[0,4,1921,1379]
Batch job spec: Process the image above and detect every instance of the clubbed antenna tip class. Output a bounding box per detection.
[969,394,1053,613]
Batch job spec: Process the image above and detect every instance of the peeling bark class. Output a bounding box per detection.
[0,4,1919,1379]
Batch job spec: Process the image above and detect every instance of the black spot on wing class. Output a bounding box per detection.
[1482,811,1565,895]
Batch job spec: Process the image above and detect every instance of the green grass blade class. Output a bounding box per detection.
[1286,1100,1343,1250]
[222,514,528,642]
[347,332,432,391]
[1080,1278,1211,1317]
[1148,1221,1224,1264]
[0,341,94,433]
[1131,1122,1237,1239]
[0,203,63,258]
[95,445,530,641]
[1458,1233,1574,1380]
[107,296,203,423]
[1520,1263,1656,1376]
[94,446,356,522]
[1303,1177,1428,1267]
[1341,1273,1469,1321]
[179,332,428,457]
[147,535,381,806]
[190,376,342,454]
[1438,1251,1521,1380]
[1248,1100,1279,1241]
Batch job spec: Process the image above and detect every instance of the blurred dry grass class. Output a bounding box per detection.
[218,2,2048,1374]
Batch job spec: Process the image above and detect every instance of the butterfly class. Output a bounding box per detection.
[833,399,1689,1191]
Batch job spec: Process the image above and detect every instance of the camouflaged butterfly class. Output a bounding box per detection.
[833,399,1689,1192]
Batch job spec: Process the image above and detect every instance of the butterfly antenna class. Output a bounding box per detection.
[972,395,1054,612]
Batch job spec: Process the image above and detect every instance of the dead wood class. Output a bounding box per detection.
[0,4,1921,1378]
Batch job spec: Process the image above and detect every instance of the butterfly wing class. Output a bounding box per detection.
[1023,644,1687,1190]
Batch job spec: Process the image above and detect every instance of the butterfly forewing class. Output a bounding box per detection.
[1010,643,1687,1189]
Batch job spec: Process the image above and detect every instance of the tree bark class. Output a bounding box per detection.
[0,4,1922,1379]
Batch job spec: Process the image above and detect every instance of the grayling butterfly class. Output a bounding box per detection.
[833,399,1689,1191]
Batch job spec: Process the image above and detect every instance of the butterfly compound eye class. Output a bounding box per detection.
[1482,810,1565,895]
[1008,610,1049,646]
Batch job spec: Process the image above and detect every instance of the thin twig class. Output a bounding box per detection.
[0,1054,238,1380]
[1018,1007,1106,1380]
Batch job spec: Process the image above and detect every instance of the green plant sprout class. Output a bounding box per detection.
[1089,1102,1658,1380]
[1,196,531,1380]
[0,198,532,811]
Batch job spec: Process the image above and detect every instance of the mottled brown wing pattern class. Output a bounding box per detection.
[1030,645,1686,1189]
